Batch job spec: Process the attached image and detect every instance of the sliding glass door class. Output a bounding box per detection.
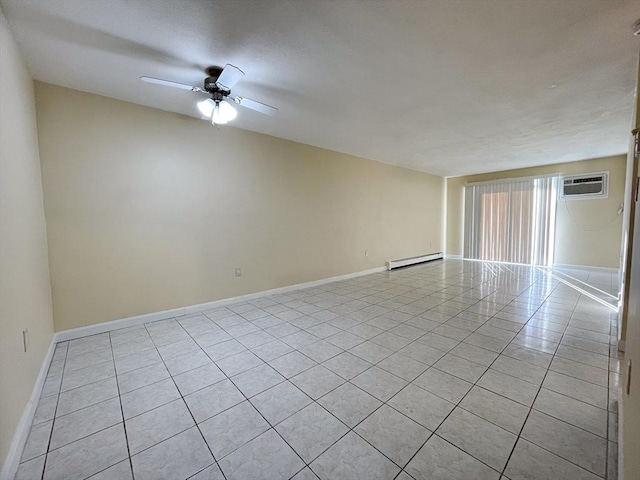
[464,176,558,266]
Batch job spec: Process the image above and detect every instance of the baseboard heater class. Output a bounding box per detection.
[387,252,444,271]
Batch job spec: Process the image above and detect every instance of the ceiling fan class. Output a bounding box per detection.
[140,64,277,125]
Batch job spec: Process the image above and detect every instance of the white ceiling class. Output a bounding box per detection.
[2,0,638,176]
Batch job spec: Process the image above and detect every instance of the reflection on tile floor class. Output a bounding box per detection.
[549,266,619,310]
[17,259,620,480]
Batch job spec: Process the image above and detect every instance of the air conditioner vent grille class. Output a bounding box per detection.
[564,176,603,184]
[561,172,608,199]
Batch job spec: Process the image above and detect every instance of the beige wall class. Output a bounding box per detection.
[0,13,54,471]
[446,155,626,268]
[34,83,444,331]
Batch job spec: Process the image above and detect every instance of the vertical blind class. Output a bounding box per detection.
[464,176,558,266]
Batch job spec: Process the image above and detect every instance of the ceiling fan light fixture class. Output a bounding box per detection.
[197,98,215,117]
[211,100,237,125]
[211,103,228,125]
[219,100,237,121]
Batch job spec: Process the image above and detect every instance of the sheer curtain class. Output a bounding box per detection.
[464,176,558,266]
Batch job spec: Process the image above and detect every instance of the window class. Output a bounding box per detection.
[464,176,558,266]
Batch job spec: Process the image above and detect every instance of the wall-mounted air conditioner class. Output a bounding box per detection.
[560,172,608,200]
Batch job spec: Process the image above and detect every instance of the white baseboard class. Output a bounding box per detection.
[2,265,388,478]
[444,254,463,259]
[184,266,387,315]
[54,307,186,343]
[552,263,619,273]
[0,339,56,480]
[55,266,388,343]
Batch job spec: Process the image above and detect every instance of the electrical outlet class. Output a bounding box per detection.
[22,329,29,353]
[365,250,369,257]
[235,268,242,277]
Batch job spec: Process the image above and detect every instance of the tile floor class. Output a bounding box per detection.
[550,266,619,309]
[16,259,621,480]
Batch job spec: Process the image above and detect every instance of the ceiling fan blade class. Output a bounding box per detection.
[216,64,244,90]
[233,96,278,116]
[140,76,203,92]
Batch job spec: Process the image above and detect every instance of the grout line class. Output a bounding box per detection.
[141,321,230,480]
[389,270,558,473]
[180,281,469,477]
[107,332,136,480]
[30,262,616,480]
[40,342,70,480]
[498,283,577,478]
[175,316,315,478]
[605,300,614,480]
[499,284,614,479]
[396,269,558,477]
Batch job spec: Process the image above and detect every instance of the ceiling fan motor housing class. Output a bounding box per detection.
[204,77,230,99]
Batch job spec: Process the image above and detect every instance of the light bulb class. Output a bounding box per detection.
[218,100,237,121]
[197,98,214,117]
[211,103,228,125]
